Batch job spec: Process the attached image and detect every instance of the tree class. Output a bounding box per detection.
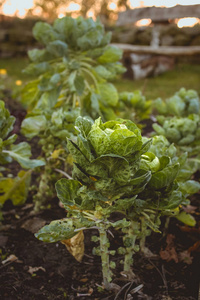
[28,0,71,21]
[26,0,131,22]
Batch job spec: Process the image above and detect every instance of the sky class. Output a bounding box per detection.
[1,0,200,18]
[130,0,200,8]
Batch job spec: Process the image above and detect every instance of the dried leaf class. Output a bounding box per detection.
[182,205,197,213]
[2,254,18,264]
[80,278,88,282]
[21,217,46,233]
[28,266,46,275]
[179,250,193,264]
[188,241,200,253]
[179,226,200,234]
[61,230,84,262]
[160,234,179,263]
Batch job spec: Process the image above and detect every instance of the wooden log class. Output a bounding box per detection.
[111,43,200,56]
[117,5,200,25]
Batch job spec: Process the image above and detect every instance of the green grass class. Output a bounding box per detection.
[0,57,200,100]
[0,57,33,91]
[114,63,200,100]
[0,57,30,80]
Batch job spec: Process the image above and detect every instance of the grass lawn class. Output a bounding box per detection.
[0,57,200,101]
[113,63,200,100]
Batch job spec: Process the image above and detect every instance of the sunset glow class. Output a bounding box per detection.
[129,0,200,8]
[135,18,152,27]
[177,17,200,28]
[67,3,80,12]
[2,0,33,18]
[1,0,200,28]
[109,2,117,10]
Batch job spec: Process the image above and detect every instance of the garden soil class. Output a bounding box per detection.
[0,95,200,300]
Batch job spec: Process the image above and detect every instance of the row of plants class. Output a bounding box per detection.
[1,16,200,291]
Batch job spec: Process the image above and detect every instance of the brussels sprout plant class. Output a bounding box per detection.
[35,116,194,289]
[152,88,200,173]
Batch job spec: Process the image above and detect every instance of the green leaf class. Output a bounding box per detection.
[161,190,183,210]
[74,75,85,96]
[67,139,89,166]
[47,40,68,57]
[50,73,61,85]
[176,211,196,226]
[23,62,51,76]
[77,134,94,162]
[35,219,77,242]
[148,163,180,189]
[179,180,200,195]
[98,83,118,107]
[77,28,103,51]
[53,16,76,42]
[88,118,142,157]
[167,95,186,116]
[90,93,101,117]
[4,142,45,169]
[76,186,107,209]
[129,169,152,189]
[0,100,15,140]
[153,98,167,115]
[55,178,81,207]
[33,22,59,45]
[152,123,165,136]
[28,49,47,62]
[94,65,112,80]
[94,154,131,184]
[75,116,93,138]
[21,115,47,139]
[20,80,40,109]
[2,134,17,147]
[97,45,123,63]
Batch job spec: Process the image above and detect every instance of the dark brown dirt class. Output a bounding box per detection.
[0,96,200,300]
[0,198,200,300]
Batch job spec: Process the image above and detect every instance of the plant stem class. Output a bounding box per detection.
[34,165,51,212]
[140,216,146,253]
[123,221,138,274]
[98,221,112,290]
[81,67,98,90]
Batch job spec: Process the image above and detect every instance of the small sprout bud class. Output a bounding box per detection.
[146,229,151,236]
[123,237,132,248]
[110,261,116,269]
[92,247,101,256]
[134,245,140,252]
[91,235,99,242]
[109,250,116,256]
[118,247,126,255]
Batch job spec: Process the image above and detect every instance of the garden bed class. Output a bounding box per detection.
[0,97,199,300]
[0,197,199,300]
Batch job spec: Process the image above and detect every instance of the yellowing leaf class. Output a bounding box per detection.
[0,170,31,206]
[51,149,62,159]
[176,211,196,227]
[61,230,84,262]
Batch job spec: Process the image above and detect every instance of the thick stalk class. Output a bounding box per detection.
[98,221,112,290]
[123,221,138,274]
[34,165,51,212]
[140,216,146,253]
